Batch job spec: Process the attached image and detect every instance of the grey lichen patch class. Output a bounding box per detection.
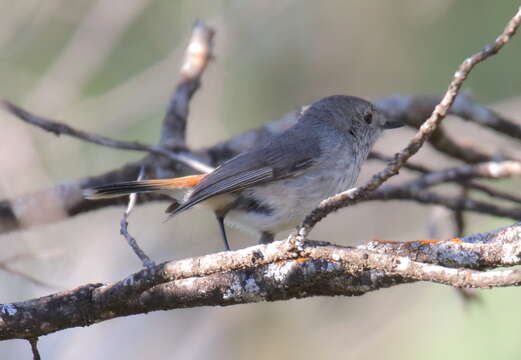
[1,303,17,316]
[264,261,297,283]
[435,244,480,268]
[300,261,317,277]
[243,278,259,293]
[122,274,137,287]
[499,243,521,264]
[223,275,264,303]
[325,261,341,273]
[463,222,521,244]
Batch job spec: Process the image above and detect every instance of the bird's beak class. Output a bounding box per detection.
[382,118,404,129]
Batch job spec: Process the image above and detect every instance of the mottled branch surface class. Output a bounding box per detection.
[1,7,521,353]
[1,223,520,340]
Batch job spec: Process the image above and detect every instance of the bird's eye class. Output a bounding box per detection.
[364,113,373,125]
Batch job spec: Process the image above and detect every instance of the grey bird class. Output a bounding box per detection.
[84,95,403,250]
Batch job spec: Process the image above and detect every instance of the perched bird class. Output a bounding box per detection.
[84,95,402,250]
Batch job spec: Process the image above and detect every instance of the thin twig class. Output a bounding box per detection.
[406,161,521,190]
[465,181,521,204]
[453,187,467,238]
[368,186,521,221]
[368,151,430,173]
[452,94,521,141]
[0,251,63,289]
[452,186,480,304]
[297,7,521,240]
[120,167,155,268]
[28,337,40,360]
[369,154,521,205]
[0,263,58,289]
[0,99,213,174]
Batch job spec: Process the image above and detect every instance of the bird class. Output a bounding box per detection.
[84,95,403,251]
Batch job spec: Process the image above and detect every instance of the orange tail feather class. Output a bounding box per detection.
[83,174,205,199]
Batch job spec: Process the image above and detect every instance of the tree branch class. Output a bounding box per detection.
[28,337,40,360]
[159,20,214,149]
[368,186,521,221]
[1,222,520,340]
[297,7,521,239]
[375,96,517,163]
[405,160,521,189]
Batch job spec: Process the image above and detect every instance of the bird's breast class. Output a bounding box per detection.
[224,159,360,234]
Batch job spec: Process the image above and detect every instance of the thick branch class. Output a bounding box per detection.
[1,222,520,340]
[0,161,170,234]
[159,20,214,148]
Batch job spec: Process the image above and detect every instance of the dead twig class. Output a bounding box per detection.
[368,186,521,221]
[0,99,213,174]
[406,161,521,190]
[0,251,62,289]
[120,167,155,268]
[159,20,215,149]
[28,337,40,360]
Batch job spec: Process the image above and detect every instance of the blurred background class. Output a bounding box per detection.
[1,1,520,359]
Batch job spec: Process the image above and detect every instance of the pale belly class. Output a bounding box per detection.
[224,163,360,237]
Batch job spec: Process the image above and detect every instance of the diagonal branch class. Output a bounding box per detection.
[159,20,214,149]
[297,7,521,239]
[0,100,213,174]
[405,160,521,190]
[465,181,521,204]
[453,94,521,140]
[0,263,56,289]
[395,94,521,141]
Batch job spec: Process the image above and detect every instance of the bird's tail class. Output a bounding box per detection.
[83,174,205,200]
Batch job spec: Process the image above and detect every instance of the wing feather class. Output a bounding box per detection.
[171,118,325,215]
[171,167,274,214]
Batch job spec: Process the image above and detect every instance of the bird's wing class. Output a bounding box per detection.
[170,129,321,215]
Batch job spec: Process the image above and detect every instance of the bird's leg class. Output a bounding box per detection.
[259,231,274,244]
[215,214,231,251]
